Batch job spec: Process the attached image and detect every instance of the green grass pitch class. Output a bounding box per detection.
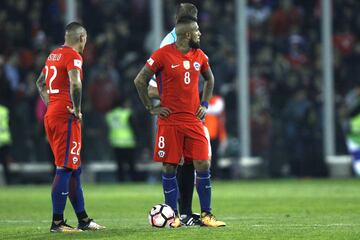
[1,179,360,239]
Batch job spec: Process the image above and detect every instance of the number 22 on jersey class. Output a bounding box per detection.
[45,65,59,94]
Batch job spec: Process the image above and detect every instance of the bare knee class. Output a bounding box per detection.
[162,163,177,174]
[193,160,210,171]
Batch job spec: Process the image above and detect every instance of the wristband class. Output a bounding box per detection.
[201,101,208,109]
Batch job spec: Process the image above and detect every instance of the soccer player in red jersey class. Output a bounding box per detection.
[36,22,104,232]
[134,19,226,227]
[148,3,206,226]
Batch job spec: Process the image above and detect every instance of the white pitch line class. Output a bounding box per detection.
[1,218,359,229]
[251,223,360,228]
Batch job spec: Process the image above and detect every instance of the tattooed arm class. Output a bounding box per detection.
[35,72,49,106]
[134,65,171,117]
[134,66,155,111]
[67,69,82,121]
[196,67,215,120]
[201,67,215,103]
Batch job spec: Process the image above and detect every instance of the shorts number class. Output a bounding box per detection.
[70,141,81,155]
[45,65,59,94]
[184,71,190,84]
[158,136,165,149]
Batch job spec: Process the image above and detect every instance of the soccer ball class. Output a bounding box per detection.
[148,204,175,228]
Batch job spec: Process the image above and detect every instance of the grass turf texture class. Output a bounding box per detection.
[1,179,360,239]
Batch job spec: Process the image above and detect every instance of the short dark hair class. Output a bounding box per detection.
[65,22,85,33]
[176,3,198,22]
[177,16,196,24]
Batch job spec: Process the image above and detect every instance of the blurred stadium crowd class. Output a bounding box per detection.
[0,0,359,180]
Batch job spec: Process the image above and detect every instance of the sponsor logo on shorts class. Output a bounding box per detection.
[158,150,166,158]
[72,157,78,164]
[193,61,200,71]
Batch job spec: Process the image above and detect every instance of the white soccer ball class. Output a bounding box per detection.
[148,204,175,228]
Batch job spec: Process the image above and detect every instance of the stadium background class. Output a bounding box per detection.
[0,0,359,183]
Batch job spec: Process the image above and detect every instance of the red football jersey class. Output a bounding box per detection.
[43,46,83,118]
[146,43,210,124]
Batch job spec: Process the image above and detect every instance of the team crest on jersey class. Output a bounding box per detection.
[183,60,190,70]
[158,150,166,158]
[193,62,200,71]
[72,157,78,164]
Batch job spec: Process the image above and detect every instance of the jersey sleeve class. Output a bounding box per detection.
[145,48,163,73]
[159,28,176,48]
[200,50,210,73]
[66,52,83,72]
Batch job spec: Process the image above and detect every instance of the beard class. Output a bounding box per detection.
[189,39,200,49]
